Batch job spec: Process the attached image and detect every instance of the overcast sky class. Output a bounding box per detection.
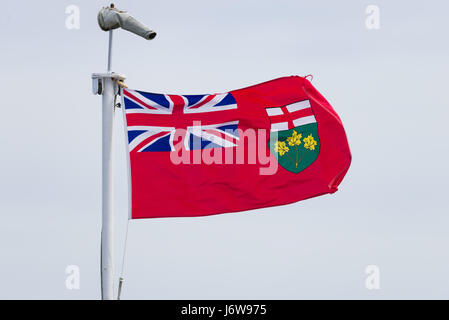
[0,0,448,299]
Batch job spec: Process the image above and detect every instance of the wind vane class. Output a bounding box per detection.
[91,4,156,300]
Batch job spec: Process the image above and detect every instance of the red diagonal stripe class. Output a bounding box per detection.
[189,95,216,109]
[123,89,158,110]
[131,131,171,154]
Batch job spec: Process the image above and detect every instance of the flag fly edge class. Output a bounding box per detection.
[301,78,352,191]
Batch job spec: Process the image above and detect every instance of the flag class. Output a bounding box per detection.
[121,76,351,219]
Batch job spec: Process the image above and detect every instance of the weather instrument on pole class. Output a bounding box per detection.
[97,4,157,40]
[91,3,156,300]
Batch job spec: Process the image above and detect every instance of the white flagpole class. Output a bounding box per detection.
[107,30,113,72]
[92,28,124,300]
[90,28,116,300]
[101,31,115,299]
[93,3,156,300]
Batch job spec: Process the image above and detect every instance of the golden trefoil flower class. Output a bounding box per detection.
[303,134,317,150]
[286,130,302,146]
[274,141,289,156]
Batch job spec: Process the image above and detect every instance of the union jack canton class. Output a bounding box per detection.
[122,88,240,152]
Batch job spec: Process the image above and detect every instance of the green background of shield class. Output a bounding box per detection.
[269,123,321,173]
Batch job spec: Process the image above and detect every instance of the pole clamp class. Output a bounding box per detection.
[92,72,126,95]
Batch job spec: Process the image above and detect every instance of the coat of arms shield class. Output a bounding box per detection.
[266,100,321,173]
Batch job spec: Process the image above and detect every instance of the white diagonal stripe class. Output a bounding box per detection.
[127,89,171,112]
[201,121,240,140]
[128,126,174,151]
[188,95,209,108]
[184,94,237,113]
[197,130,236,148]
[129,131,155,152]
[137,132,172,152]
[191,94,226,109]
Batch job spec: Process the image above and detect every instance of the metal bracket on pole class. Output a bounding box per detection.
[92,73,126,96]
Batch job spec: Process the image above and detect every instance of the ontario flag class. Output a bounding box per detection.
[121,76,351,219]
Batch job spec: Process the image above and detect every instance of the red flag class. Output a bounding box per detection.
[122,76,351,219]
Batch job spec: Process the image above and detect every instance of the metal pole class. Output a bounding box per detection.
[101,29,115,300]
[107,30,113,72]
[101,76,115,300]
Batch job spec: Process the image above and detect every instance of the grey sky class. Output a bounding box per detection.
[0,0,448,299]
